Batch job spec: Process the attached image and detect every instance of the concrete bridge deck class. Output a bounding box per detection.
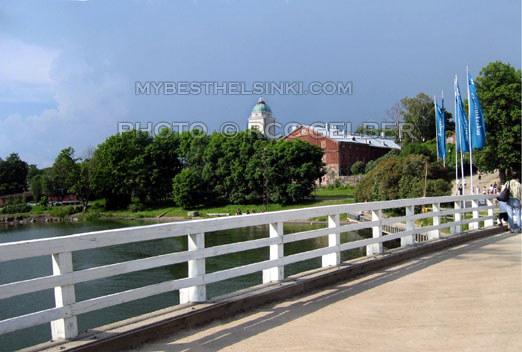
[132,231,521,352]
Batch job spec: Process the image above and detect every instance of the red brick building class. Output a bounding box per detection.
[0,192,32,206]
[285,125,400,185]
[0,192,78,206]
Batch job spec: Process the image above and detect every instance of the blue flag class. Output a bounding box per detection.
[468,72,486,149]
[435,98,446,159]
[455,77,470,153]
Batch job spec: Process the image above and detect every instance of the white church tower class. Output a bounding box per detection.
[248,97,276,139]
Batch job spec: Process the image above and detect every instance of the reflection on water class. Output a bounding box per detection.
[0,220,377,351]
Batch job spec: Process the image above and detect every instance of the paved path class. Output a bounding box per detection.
[452,170,500,195]
[133,231,522,352]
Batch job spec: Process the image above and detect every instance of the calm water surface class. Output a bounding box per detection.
[0,220,371,351]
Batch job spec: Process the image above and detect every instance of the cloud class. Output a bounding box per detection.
[0,42,131,167]
[0,35,59,103]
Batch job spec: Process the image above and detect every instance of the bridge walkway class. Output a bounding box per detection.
[132,231,521,352]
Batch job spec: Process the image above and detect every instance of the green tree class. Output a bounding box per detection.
[173,130,269,207]
[30,175,44,202]
[350,161,366,175]
[172,168,205,209]
[266,139,325,204]
[355,124,396,138]
[173,130,211,205]
[202,130,268,204]
[71,156,95,212]
[201,132,229,203]
[401,93,435,144]
[399,93,454,145]
[473,61,521,182]
[171,132,324,209]
[48,147,78,202]
[178,129,210,172]
[27,164,44,202]
[27,164,41,181]
[143,128,182,202]
[92,130,153,209]
[355,124,379,136]
[0,153,29,196]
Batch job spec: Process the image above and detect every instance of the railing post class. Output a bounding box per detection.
[402,206,415,246]
[51,252,78,340]
[367,209,383,255]
[485,198,494,227]
[263,222,284,283]
[454,201,462,234]
[430,203,441,240]
[322,214,340,267]
[180,232,206,303]
[470,199,480,230]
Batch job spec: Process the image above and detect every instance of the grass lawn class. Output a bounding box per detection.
[84,196,355,220]
[314,186,355,199]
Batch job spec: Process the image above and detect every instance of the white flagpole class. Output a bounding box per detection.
[434,95,439,162]
[467,66,474,194]
[442,90,446,167]
[460,126,465,194]
[454,76,459,195]
[456,75,466,194]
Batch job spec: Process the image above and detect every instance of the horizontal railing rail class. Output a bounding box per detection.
[0,194,499,341]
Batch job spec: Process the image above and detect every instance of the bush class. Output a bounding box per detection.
[84,212,101,221]
[50,206,75,219]
[39,196,49,207]
[399,142,436,162]
[29,205,48,214]
[0,203,31,214]
[365,149,400,174]
[355,153,451,202]
[365,160,376,174]
[128,201,145,212]
[350,161,366,175]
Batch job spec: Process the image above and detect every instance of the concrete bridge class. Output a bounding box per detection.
[131,230,521,352]
[1,193,519,351]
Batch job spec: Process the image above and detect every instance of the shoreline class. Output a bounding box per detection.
[0,214,81,226]
[0,213,355,228]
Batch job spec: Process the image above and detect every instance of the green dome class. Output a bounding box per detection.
[252,97,272,113]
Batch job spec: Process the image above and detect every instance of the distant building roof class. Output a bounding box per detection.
[251,97,272,113]
[291,124,401,149]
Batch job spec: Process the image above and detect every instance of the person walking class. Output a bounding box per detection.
[502,172,522,233]
[496,200,509,228]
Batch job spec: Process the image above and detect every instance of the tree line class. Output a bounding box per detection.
[20,129,324,210]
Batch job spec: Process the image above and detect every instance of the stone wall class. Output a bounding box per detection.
[318,171,362,187]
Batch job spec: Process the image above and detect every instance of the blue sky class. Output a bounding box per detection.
[1,0,520,167]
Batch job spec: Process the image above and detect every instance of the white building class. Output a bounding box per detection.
[248,97,276,139]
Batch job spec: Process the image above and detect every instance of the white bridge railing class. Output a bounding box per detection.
[0,194,497,341]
